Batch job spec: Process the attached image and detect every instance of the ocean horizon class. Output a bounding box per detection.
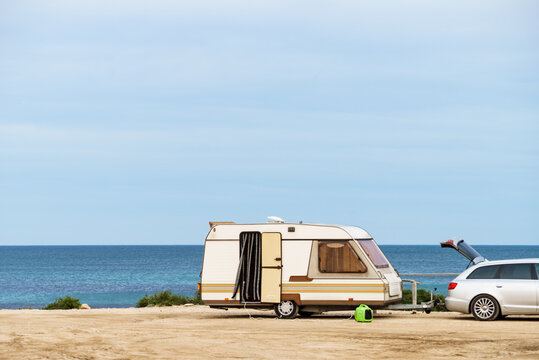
[1,245,538,309]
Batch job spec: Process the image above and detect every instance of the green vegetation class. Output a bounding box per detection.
[136,290,203,308]
[402,289,446,311]
[43,296,82,310]
[191,290,203,305]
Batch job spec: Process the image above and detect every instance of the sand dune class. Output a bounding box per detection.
[1,306,538,359]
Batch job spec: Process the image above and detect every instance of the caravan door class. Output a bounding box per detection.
[261,233,282,303]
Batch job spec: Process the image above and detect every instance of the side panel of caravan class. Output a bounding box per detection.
[200,240,238,301]
[281,240,312,279]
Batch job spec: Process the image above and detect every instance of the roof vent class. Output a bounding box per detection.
[267,216,284,223]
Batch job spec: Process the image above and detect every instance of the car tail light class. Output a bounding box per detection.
[448,282,458,290]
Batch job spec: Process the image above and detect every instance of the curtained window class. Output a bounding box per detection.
[318,241,367,273]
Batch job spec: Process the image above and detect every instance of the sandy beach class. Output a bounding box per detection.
[1,306,538,360]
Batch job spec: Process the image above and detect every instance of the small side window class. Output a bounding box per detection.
[318,241,367,273]
[535,264,539,280]
[356,239,389,268]
[499,264,533,280]
[467,265,501,279]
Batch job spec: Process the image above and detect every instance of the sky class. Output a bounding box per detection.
[1,0,538,245]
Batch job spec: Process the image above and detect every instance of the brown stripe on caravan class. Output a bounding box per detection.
[300,300,390,306]
[288,276,313,282]
[281,293,301,305]
[205,300,398,306]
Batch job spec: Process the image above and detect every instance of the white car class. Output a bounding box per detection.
[441,240,539,321]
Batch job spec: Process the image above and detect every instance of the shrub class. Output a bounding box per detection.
[136,290,201,308]
[43,296,82,310]
[191,291,203,305]
[402,288,446,311]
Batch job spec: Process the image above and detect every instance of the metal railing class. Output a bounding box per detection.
[400,273,458,305]
[400,273,459,276]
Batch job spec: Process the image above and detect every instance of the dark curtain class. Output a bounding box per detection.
[232,232,261,302]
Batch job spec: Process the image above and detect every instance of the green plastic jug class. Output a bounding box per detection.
[354,304,373,322]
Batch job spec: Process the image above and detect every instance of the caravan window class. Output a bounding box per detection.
[356,239,389,268]
[318,241,367,273]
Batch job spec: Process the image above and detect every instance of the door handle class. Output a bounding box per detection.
[263,265,282,269]
[496,285,503,288]
[274,257,282,261]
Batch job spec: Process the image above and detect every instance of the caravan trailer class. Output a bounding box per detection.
[200,219,402,318]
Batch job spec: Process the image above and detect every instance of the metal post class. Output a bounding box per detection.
[402,279,421,305]
[412,281,417,305]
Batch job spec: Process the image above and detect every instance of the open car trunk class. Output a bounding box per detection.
[440,239,486,265]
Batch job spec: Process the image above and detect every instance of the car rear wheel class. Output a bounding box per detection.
[274,300,298,319]
[471,295,500,321]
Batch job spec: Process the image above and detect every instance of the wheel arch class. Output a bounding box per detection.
[468,293,503,315]
[274,299,299,319]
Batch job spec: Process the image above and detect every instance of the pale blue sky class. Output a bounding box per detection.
[1,1,538,245]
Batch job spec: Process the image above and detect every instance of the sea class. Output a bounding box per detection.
[1,245,538,309]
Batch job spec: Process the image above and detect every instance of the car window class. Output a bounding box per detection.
[499,264,533,280]
[535,264,539,279]
[467,265,501,279]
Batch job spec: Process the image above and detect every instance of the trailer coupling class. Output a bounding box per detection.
[384,299,437,314]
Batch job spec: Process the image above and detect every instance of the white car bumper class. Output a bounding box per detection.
[445,296,469,314]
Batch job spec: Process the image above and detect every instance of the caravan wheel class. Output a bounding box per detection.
[274,300,298,319]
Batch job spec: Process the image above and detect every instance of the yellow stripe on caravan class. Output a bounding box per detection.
[284,288,384,291]
[201,284,234,293]
[282,283,384,287]
[202,284,385,290]
[282,289,385,293]
[204,283,385,287]
[204,290,384,293]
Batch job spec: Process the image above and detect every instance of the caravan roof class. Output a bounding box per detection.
[207,222,373,240]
